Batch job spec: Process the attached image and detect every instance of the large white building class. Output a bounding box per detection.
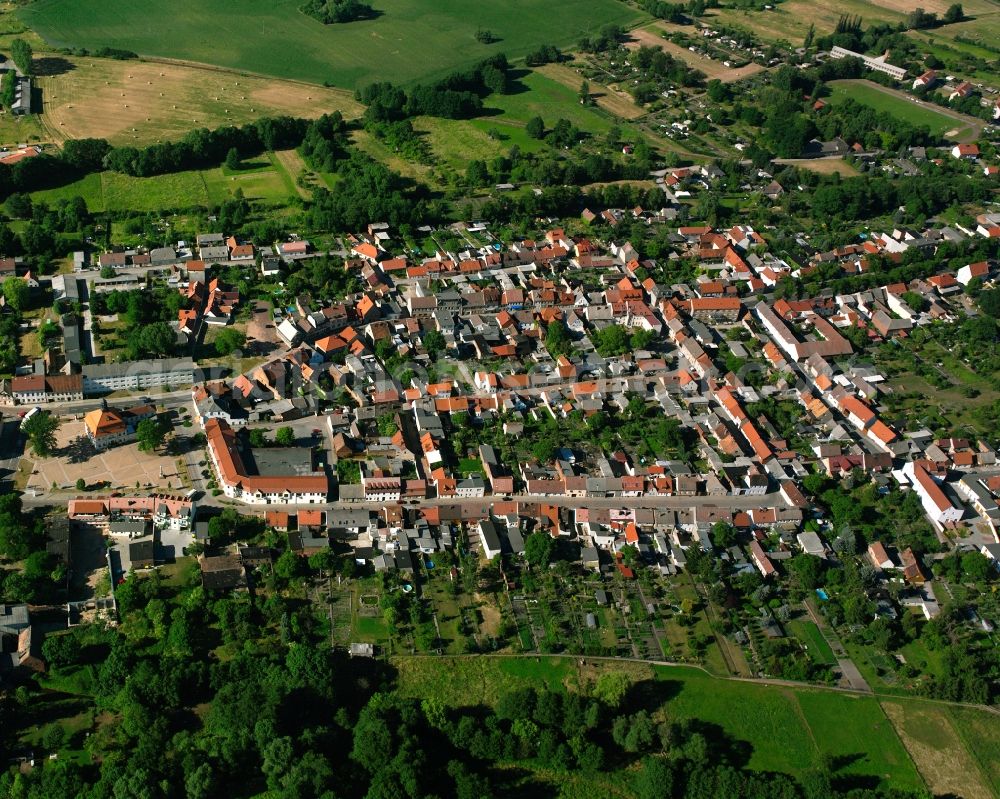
[205,418,328,505]
[82,358,196,395]
[902,462,964,527]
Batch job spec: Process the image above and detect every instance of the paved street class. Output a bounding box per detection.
[23,485,792,514]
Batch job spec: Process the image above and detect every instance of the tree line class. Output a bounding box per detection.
[356,54,514,123]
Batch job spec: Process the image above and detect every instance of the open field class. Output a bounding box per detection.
[659,667,921,786]
[35,55,362,146]
[706,0,907,46]
[30,152,303,211]
[0,111,47,147]
[393,655,924,787]
[21,0,647,89]
[881,699,995,799]
[789,619,837,665]
[629,25,765,83]
[536,62,647,120]
[704,0,1000,53]
[774,157,861,176]
[827,79,984,142]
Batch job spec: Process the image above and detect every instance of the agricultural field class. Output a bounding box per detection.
[35,55,362,146]
[20,0,647,89]
[30,150,303,211]
[826,79,984,141]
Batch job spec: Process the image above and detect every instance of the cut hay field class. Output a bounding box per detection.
[20,0,647,89]
[774,157,861,176]
[881,699,997,799]
[35,56,363,146]
[826,79,983,142]
[30,149,303,211]
[393,656,924,788]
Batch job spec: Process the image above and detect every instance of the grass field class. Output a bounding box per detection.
[826,79,983,141]
[705,0,906,47]
[881,699,996,799]
[369,68,642,176]
[536,62,647,120]
[703,0,1000,55]
[35,55,363,145]
[21,0,647,89]
[393,656,924,787]
[948,705,1000,798]
[30,151,302,211]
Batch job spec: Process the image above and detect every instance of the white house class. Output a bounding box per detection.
[902,462,964,527]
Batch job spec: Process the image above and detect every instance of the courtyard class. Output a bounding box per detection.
[26,420,187,494]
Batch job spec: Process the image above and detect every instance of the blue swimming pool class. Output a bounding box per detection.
[816,588,829,601]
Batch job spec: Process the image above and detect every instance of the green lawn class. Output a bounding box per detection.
[826,80,979,141]
[789,619,837,666]
[21,0,647,89]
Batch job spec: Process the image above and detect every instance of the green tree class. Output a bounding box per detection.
[23,410,59,457]
[902,291,928,313]
[423,329,445,358]
[75,478,86,491]
[274,550,303,582]
[214,327,246,356]
[2,276,29,312]
[788,554,826,589]
[593,671,630,709]
[41,631,81,669]
[135,417,167,452]
[526,115,545,139]
[275,427,295,446]
[100,264,117,279]
[545,319,571,358]
[944,2,964,22]
[10,39,33,76]
[224,147,241,171]
[593,324,629,356]
[978,288,1000,318]
[523,531,554,568]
